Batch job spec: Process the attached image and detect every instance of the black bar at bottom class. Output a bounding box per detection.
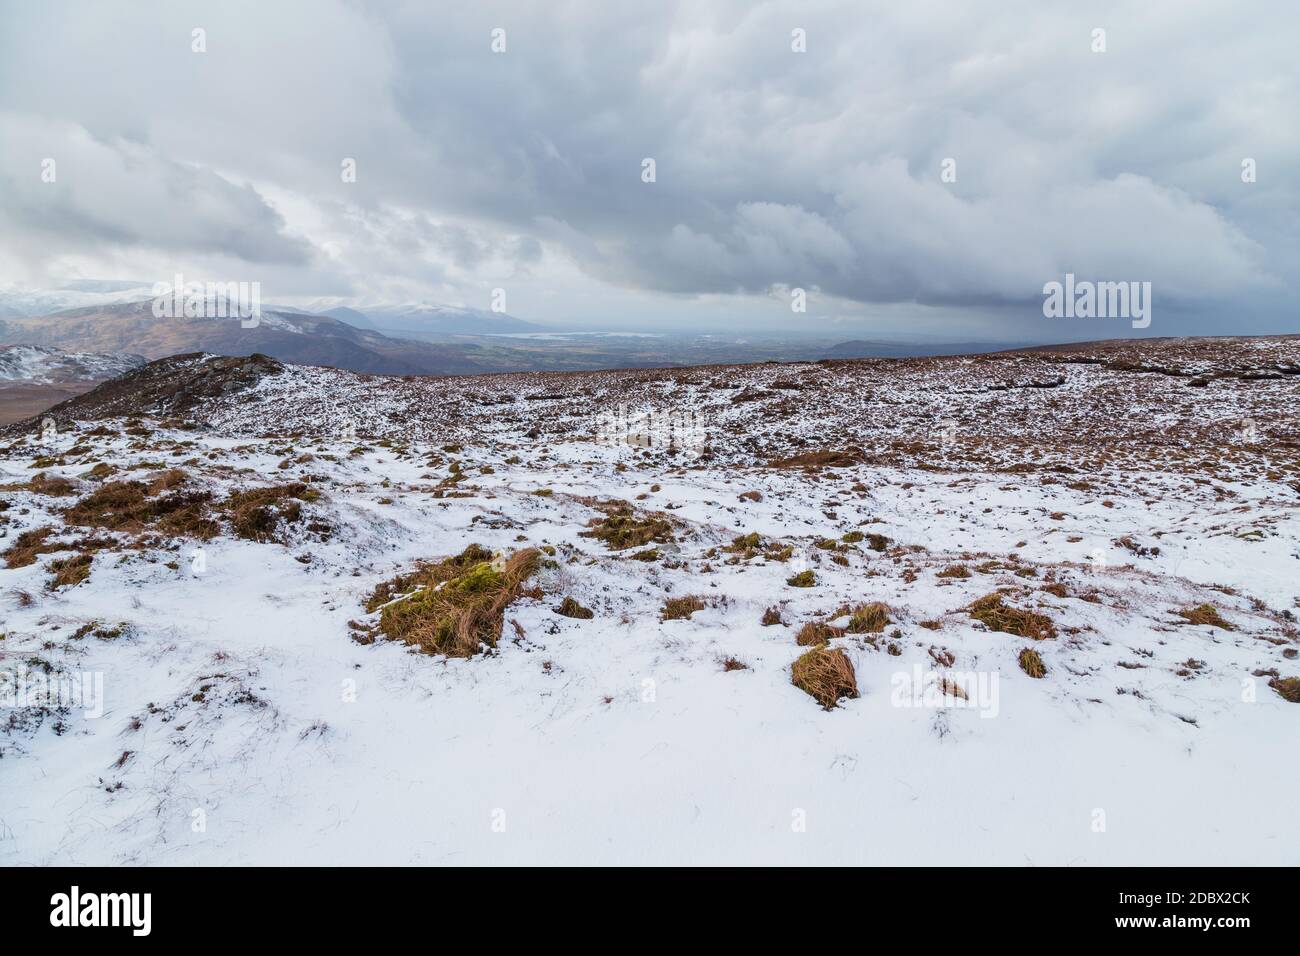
[0,866,1289,942]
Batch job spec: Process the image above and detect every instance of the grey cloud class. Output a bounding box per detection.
[0,114,313,271]
[0,0,1295,334]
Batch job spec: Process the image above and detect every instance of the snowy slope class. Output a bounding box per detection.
[1,338,1297,865]
[0,344,146,385]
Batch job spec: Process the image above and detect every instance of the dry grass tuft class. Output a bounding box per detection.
[796,621,845,646]
[364,544,492,612]
[761,605,783,626]
[938,676,968,700]
[1267,677,1300,703]
[1018,647,1047,678]
[726,532,764,553]
[864,533,891,552]
[720,656,749,672]
[968,593,1057,640]
[370,545,540,658]
[844,601,891,633]
[223,482,318,542]
[937,564,971,579]
[3,526,63,568]
[48,553,92,590]
[580,504,674,551]
[555,596,594,620]
[1175,603,1234,631]
[767,449,864,470]
[787,569,817,588]
[63,471,217,539]
[23,472,78,497]
[1114,535,1160,558]
[661,595,706,621]
[791,645,859,709]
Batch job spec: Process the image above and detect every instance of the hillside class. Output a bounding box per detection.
[0,345,146,426]
[1,336,1297,865]
[0,300,489,377]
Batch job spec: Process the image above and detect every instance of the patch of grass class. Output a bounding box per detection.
[937,564,970,579]
[791,645,859,710]
[63,472,217,539]
[844,602,891,633]
[787,569,817,588]
[23,472,78,497]
[725,532,764,553]
[364,544,493,612]
[865,533,891,552]
[661,595,706,621]
[555,596,594,620]
[222,483,318,542]
[1018,647,1047,678]
[1175,603,1234,631]
[71,621,129,641]
[767,449,864,470]
[629,548,661,562]
[968,593,1057,640]
[841,530,864,544]
[580,505,674,551]
[761,606,783,626]
[1268,677,1300,703]
[48,553,92,590]
[796,621,844,646]
[1114,535,1160,558]
[370,545,540,658]
[720,656,749,672]
[3,526,63,568]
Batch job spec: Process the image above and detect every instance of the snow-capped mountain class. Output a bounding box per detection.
[0,281,157,319]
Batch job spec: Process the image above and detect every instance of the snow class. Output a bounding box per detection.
[0,344,145,384]
[2,340,1297,864]
[0,283,156,319]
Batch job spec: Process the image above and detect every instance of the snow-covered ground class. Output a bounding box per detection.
[0,345,144,386]
[1,340,1297,865]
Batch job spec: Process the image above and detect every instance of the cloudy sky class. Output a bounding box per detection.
[1,0,1296,340]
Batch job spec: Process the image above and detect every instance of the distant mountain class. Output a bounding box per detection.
[0,343,146,425]
[0,281,156,319]
[297,298,543,336]
[319,306,378,330]
[0,300,490,377]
